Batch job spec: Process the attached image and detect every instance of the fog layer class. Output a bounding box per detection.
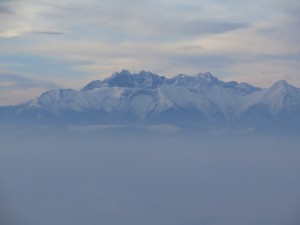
[1,131,300,225]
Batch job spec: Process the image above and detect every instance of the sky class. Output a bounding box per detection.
[0,0,300,105]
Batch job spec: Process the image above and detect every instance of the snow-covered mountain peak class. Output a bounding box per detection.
[196,72,219,83]
[102,70,165,89]
[104,70,132,86]
[167,72,260,95]
[253,80,300,115]
[82,70,261,95]
[110,69,132,79]
[270,80,290,91]
[81,80,106,91]
[167,72,220,88]
[267,80,299,97]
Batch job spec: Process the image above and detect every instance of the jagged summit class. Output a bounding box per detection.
[196,72,219,82]
[82,70,260,94]
[82,70,166,90]
[104,70,166,89]
[167,72,219,88]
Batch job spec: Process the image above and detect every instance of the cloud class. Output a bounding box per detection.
[0,0,249,40]
[0,73,59,105]
[1,0,300,104]
[0,0,66,38]
[178,21,249,36]
[0,30,64,38]
[0,4,14,15]
[0,74,57,90]
[33,30,64,35]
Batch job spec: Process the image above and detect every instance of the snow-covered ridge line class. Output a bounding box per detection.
[82,70,262,95]
[1,70,300,129]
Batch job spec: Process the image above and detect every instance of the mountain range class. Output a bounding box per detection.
[1,70,300,131]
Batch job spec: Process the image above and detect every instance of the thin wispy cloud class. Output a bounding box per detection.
[0,74,57,89]
[0,73,59,105]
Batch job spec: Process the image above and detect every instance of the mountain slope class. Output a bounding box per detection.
[1,70,300,130]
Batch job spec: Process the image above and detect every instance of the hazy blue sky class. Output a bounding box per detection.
[1,0,300,105]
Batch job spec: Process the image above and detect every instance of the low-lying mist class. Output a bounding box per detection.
[1,128,300,225]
